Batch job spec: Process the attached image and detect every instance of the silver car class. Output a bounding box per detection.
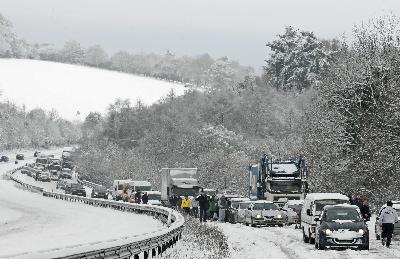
[237,201,254,224]
[244,201,286,227]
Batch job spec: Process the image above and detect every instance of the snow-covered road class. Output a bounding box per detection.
[0,149,163,259]
[216,220,400,259]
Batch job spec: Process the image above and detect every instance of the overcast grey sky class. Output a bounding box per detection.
[1,0,400,70]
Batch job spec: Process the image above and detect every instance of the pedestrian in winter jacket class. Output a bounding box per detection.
[142,192,148,204]
[359,198,371,221]
[181,195,192,214]
[379,201,399,248]
[196,193,209,222]
[218,194,227,222]
[191,196,199,218]
[208,195,217,220]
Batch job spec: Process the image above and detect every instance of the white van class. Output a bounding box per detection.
[301,193,349,244]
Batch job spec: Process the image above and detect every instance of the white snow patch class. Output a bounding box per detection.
[0,59,186,120]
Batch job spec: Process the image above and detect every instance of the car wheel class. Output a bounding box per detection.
[245,218,249,226]
[317,239,325,250]
[251,219,256,227]
[359,243,369,250]
[303,228,310,243]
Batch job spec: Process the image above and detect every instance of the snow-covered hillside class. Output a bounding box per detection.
[0,59,185,120]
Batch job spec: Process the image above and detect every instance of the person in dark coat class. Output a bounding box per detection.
[134,191,141,203]
[142,192,148,204]
[359,198,371,221]
[196,193,209,222]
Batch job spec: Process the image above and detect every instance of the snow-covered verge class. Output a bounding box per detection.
[0,150,164,259]
[216,221,400,259]
[163,216,230,259]
[0,59,186,120]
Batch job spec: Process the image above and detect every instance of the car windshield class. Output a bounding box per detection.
[71,184,83,189]
[239,202,251,209]
[325,208,361,222]
[253,203,279,210]
[147,194,161,200]
[95,187,107,192]
[231,201,242,209]
[315,199,347,212]
[288,204,303,211]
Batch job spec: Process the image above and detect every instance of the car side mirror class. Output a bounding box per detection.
[306,209,312,216]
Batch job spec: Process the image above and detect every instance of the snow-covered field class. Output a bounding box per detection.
[0,59,186,120]
[216,221,400,259]
[0,150,163,259]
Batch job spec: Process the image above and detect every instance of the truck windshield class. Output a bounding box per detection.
[325,208,360,221]
[268,181,301,193]
[253,203,279,210]
[173,187,200,197]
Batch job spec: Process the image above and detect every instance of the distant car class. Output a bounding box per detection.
[59,169,73,179]
[56,180,68,190]
[16,154,24,160]
[38,171,51,182]
[315,204,369,250]
[20,165,30,175]
[33,151,41,157]
[281,200,304,225]
[244,200,286,227]
[145,191,162,205]
[32,166,44,180]
[227,197,250,223]
[0,156,9,162]
[375,202,400,240]
[91,185,108,199]
[65,183,86,197]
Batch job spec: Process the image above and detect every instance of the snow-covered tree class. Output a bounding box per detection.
[264,26,333,92]
[60,40,85,64]
[85,44,108,67]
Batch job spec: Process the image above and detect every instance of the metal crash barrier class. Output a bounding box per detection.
[7,168,184,259]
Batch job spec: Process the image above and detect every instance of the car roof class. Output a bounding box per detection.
[253,200,274,204]
[305,193,349,201]
[287,200,304,205]
[324,204,357,210]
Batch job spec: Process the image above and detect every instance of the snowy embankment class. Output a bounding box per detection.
[0,59,186,120]
[216,221,400,259]
[0,150,163,259]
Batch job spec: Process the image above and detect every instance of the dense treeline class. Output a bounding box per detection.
[0,100,81,150]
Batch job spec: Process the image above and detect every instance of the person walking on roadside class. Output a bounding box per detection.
[218,194,227,222]
[142,192,148,204]
[196,193,209,222]
[360,198,371,221]
[379,200,398,248]
[181,195,192,214]
[208,195,217,220]
[191,195,199,218]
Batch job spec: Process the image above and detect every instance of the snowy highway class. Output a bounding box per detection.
[0,150,163,259]
[216,220,400,259]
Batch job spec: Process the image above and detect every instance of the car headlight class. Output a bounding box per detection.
[358,229,364,235]
[276,214,282,219]
[256,214,262,219]
[95,192,98,195]
[324,229,332,235]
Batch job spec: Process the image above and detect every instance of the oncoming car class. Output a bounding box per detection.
[315,204,369,250]
[237,201,254,224]
[227,197,250,223]
[282,200,304,225]
[244,200,286,227]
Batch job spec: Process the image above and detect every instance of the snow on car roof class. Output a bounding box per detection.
[287,200,304,205]
[253,200,274,204]
[305,193,349,201]
[324,204,357,209]
[145,191,161,195]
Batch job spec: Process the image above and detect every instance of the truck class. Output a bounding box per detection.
[161,168,202,204]
[248,154,308,202]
